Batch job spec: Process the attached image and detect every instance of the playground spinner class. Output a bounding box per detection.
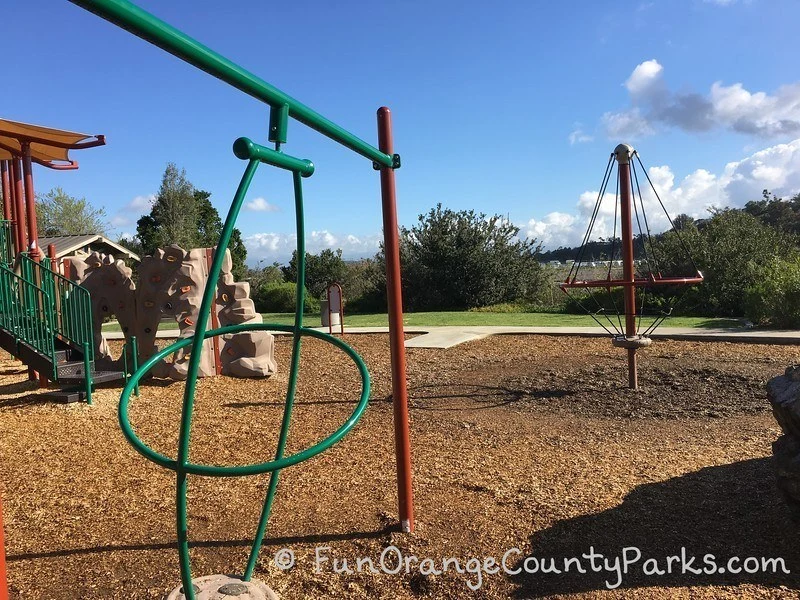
[64,0,415,597]
[561,144,703,390]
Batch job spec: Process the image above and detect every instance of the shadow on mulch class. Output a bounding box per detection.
[0,392,53,409]
[7,526,392,562]
[0,379,38,396]
[0,368,27,376]
[223,399,360,408]
[510,457,800,597]
[409,383,575,411]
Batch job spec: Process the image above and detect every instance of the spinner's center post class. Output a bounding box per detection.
[614,143,638,389]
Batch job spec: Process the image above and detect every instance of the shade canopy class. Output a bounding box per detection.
[0,118,105,169]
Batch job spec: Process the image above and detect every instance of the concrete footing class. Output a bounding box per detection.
[166,574,278,600]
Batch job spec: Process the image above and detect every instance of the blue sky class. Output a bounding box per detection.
[3,0,800,264]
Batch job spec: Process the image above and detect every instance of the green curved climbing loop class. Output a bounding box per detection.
[118,143,371,600]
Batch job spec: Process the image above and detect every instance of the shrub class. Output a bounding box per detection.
[400,204,548,311]
[253,282,318,313]
[744,257,800,328]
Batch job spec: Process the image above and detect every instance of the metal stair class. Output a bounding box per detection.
[0,245,125,403]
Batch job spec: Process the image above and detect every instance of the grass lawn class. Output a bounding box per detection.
[101,312,743,331]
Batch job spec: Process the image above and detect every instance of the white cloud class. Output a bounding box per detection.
[568,125,593,145]
[601,60,800,139]
[310,230,337,247]
[127,194,154,211]
[525,212,576,247]
[245,230,382,263]
[601,108,655,139]
[720,138,800,203]
[527,139,800,250]
[110,214,133,227]
[110,194,154,231]
[245,197,279,212]
[625,59,664,97]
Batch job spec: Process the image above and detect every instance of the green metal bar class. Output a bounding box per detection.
[232,138,314,176]
[119,323,370,476]
[174,158,260,599]
[83,341,92,405]
[243,169,306,581]
[67,0,395,168]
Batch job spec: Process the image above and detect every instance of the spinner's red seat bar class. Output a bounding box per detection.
[561,274,704,289]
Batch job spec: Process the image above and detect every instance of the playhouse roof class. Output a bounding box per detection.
[0,118,105,169]
[40,234,140,263]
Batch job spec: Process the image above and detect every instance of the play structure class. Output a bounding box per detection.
[0,118,107,600]
[0,119,107,400]
[0,1,414,598]
[561,144,703,389]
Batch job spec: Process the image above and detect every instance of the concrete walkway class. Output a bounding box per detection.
[103,325,800,349]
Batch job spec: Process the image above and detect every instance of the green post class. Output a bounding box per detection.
[83,341,93,405]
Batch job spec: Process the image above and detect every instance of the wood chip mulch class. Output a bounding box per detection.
[0,334,799,599]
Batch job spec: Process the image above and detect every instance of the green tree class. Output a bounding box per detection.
[282,248,348,298]
[195,190,222,247]
[36,187,108,236]
[400,204,546,310]
[133,166,247,278]
[135,213,159,255]
[743,189,800,236]
[194,189,247,279]
[744,256,800,327]
[246,262,284,289]
[653,209,795,316]
[147,163,198,250]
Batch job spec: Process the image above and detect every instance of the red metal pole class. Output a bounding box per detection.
[0,161,11,222]
[615,144,638,390]
[326,286,333,336]
[0,495,8,600]
[21,143,41,262]
[6,162,17,255]
[377,107,414,533]
[11,159,26,258]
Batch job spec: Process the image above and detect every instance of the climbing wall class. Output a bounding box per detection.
[215,249,278,378]
[68,245,277,380]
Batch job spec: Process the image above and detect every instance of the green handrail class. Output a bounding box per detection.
[0,221,14,266]
[19,254,95,363]
[0,264,57,376]
[68,0,397,169]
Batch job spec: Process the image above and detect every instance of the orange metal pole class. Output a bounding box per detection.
[21,143,41,262]
[0,495,9,600]
[615,144,638,390]
[205,248,222,375]
[0,161,11,222]
[377,107,414,533]
[10,158,36,380]
[11,159,26,258]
